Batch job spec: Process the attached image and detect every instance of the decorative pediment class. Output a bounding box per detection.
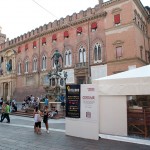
[113,40,124,45]
[112,8,122,14]
[4,49,16,57]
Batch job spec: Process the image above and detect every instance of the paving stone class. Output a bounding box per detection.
[0,115,150,150]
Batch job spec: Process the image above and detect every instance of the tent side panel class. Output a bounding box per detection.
[99,95,127,136]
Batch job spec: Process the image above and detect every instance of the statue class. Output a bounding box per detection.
[64,71,68,79]
[51,50,63,70]
[6,61,12,72]
[48,71,52,78]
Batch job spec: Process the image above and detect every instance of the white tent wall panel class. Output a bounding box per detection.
[99,95,127,136]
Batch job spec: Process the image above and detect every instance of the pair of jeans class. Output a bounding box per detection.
[1,113,10,123]
[0,113,4,121]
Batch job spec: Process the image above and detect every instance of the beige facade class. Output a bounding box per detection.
[0,0,149,101]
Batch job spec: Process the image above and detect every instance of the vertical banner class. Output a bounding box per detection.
[66,84,80,118]
[81,84,98,122]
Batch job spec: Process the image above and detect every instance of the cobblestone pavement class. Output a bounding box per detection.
[0,115,150,150]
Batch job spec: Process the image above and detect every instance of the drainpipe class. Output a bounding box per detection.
[38,37,41,87]
[87,21,91,84]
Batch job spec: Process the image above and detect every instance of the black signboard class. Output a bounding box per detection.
[66,84,80,118]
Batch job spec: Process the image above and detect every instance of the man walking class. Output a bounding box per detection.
[1,102,10,123]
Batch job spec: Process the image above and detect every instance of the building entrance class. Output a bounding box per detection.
[77,76,86,84]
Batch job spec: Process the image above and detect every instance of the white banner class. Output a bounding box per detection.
[81,84,98,122]
[91,64,107,80]
[65,69,75,84]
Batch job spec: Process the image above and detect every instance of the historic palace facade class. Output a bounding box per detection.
[0,0,150,101]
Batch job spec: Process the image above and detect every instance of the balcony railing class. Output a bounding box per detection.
[75,62,88,69]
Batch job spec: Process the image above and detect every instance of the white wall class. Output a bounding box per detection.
[65,84,99,140]
[99,95,127,136]
[66,118,99,140]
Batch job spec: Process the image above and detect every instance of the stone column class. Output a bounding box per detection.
[4,57,7,75]
[7,82,11,101]
[0,83,4,97]
[12,56,16,73]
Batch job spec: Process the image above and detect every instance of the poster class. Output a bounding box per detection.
[66,84,80,118]
[81,84,98,122]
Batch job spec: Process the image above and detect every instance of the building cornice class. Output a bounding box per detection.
[1,11,107,52]
[107,57,147,65]
[133,0,149,18]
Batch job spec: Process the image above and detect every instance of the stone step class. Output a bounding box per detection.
[10,110,65,119]
[11,110,34,118]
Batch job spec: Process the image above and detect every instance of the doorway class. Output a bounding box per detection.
[77,76,86,84]
[127,95,150,138]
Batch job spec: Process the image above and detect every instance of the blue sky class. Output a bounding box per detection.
[0,0,149,40]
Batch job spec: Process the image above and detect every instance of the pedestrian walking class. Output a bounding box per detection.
[43,106,49,133]
[1,102,10,123]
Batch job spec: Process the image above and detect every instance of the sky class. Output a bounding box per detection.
[0,0,149,40]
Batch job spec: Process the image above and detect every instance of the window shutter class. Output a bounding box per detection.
[42,37,46,44]
[18,46,21,53]
[33,41,36,47]
[91,22,97,29]
[52,34,57,41]
[64,31,69,38]
[114,14,120,24]
[116,46,122,58]
[77,27,82,33]
[25,44,28,50]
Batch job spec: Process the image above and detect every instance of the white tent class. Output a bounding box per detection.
[92,65,150,137]
[93,65,150,95]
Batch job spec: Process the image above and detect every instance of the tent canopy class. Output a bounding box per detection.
[93,65,150,95]
[95,65,150,81]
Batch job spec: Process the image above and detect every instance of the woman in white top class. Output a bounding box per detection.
[34,107,42,134]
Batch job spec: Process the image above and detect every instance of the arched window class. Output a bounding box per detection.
[65,50,72,67]
[25,59,29,73]
[79,46,86,63]
[33,57,37,72]
[17,61,21,75]
[42,55,46,70]
[94,43,102,62]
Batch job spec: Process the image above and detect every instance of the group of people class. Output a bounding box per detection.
[0,94,65,135]
[22,95,40,110]
[33,105,49,134]
[33,95,61,134]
